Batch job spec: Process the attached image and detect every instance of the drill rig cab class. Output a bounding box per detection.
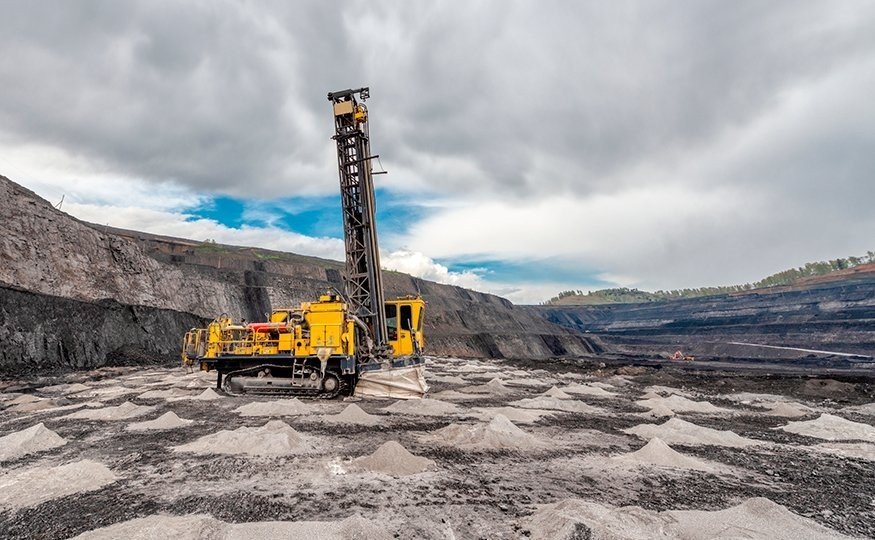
[181,87,428,399]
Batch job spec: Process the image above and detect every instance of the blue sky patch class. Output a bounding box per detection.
[186,188,427,242]
[441,257,609,287]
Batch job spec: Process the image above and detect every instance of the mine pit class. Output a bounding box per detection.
[1,359,874,538]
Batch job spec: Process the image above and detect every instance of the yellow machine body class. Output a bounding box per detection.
[182,294,425,367]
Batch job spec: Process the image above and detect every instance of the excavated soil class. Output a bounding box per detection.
[0,358,873,539]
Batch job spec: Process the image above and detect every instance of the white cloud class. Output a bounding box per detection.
[381,249,486,289]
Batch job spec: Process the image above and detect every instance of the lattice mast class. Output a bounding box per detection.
[327,87,388,357]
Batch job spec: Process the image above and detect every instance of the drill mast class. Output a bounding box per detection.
[327,87,388,357]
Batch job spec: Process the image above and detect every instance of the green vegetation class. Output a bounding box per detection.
[545,251,875,306]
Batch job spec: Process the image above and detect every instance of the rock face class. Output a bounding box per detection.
[532,271,875,359]
[0,174,598,374]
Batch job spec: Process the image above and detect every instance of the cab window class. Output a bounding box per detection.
[400,305,413,331]
[385,304,398,340]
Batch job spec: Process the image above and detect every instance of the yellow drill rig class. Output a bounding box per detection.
[181,87,428,399]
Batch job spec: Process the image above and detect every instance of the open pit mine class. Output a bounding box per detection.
[1,88,874,540]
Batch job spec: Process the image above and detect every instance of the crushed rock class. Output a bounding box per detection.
[611,437,722,472]
[351,441,435,476]
[234,398,312,417]
[137,388,193,399]
[542,386,573,399]
[7,394,41,405]
[423,414,546,451]
[38,383,92,394]
[844,402,875,416]
[459,378,516,395]
[725,392,790,404]
[321,404,381,426]
[173,420,311,456]
[511,396,602,414]
[635,395,731,414]
[471,407,556,424]
[643,385,694,398]
[624,418,760,447]
[72,513,393,540]
[169,388,222,402]
[779,413,875,442]
[6,399,63,413]
[61,401,156,421]
[0,423,67,461]
[809,442,875,462]
[760,401,814,418]
[70,386,139,400]
[562,384,617,398]
[428,374,468,385]
[0,460,117,510]
[504,377,558,387]
[428,390,481,401]
[126,412,194,431]
[637,403,676,419]
[383,398,463,416]
[522,496,850,540]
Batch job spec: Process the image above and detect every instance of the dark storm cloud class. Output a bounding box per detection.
[0,0,873,205]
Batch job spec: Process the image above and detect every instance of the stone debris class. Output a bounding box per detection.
[471,407,556,424]
[234,398,312,417]
[351,441,435,476]
[809,442,875,462]
[70,386,139,400]
[126,412,194,431]
[61,401,156,421]
[428,390,481,401]
[173,420,311,456]
[843,402,875,416]
[71,513,393,540]
[725,392,790,404]
[169,388,222,402]
[760,401,814,418]
[383,398,463,416]
[522,496,851,540]
[637,403,676,418]
[6,398,63,413]
[38,383,91,394]
[428,374,468,385]
[511,396,602,414]
[542,386,573,399]
[137,388,193,399]
[635,394,731,414]
[562,383,617,398]
[611,437,722,472]
[0,460,117,510]
[624,418,760,447]
[0,423,67,461]
[779,413,875,442]
[459,378,516,395]
[6,394,42,406]
[321,404,382,426]
[504,377,559,387]
[643,385,695,398]
[423,414,545,451]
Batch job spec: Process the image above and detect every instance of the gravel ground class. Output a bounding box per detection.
[1,357,873,539]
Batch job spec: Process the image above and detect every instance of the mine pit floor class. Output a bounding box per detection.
[1,356,874,539]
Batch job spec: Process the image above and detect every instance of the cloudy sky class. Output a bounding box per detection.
[2,1,874,303]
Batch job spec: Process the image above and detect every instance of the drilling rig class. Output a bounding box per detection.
[181,87,428,399]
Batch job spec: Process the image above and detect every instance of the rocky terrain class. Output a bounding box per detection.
[533,266,875,360]
[0,175,597,375]
[1,357,874,539]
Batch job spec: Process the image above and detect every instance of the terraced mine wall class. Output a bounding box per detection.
[0,175,599,375]
[532,275,875,359]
